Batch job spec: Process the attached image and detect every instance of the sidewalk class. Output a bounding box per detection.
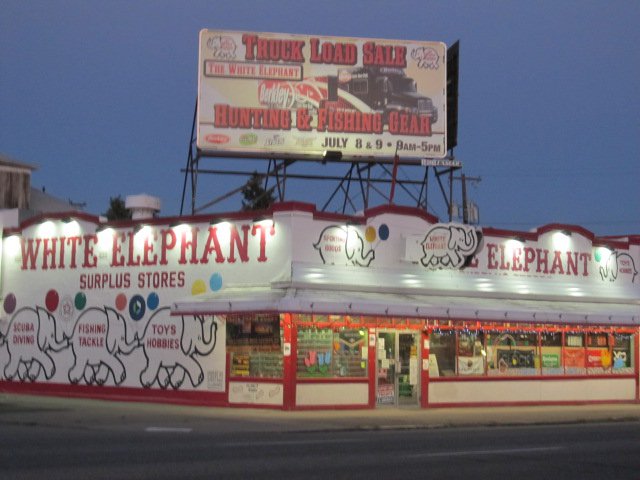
[1,393,639,433]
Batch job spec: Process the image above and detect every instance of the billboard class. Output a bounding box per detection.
[197,29,447,163]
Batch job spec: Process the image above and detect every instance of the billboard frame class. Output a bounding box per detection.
[196,29,447,164]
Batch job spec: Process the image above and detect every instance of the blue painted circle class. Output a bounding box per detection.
[210,273,223,292]
[129,295,146,321]
[147,292,159,310]
[378,224,390,241]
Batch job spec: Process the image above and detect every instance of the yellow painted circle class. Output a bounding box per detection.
[365,226,376,243]
[191,279,206,296]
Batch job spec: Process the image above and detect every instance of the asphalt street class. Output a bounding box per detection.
[1,394,639,479]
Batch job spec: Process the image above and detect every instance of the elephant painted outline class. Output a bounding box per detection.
[67,306,139,386]
[599,252,638,283]
[2,307,69,381]
[138,307,219,389]
[313,225,375,267]
[420,225,481,269]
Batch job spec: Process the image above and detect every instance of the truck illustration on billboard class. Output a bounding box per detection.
[326,66,438,126]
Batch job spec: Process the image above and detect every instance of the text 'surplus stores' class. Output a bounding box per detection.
[0,202,638,409]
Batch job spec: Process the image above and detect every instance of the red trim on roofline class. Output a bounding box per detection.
[4,200,637,242]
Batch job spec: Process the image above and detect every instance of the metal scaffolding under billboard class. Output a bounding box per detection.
[182,31,468,220]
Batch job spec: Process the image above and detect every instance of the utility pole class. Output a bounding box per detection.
[454,174,481,224]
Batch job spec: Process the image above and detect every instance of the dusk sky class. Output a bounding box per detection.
[1,1,638,235]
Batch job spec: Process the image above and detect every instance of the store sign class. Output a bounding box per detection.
[313,225,375,266]
[405,224,481,270]
[598,252,638,283]
[197,29,447,162]
[0,218,283,392]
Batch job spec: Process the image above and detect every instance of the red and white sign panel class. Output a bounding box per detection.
[197,29,447,163]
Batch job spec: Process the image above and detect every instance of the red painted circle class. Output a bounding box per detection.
[115,293,127,311]
[45,289,59,312]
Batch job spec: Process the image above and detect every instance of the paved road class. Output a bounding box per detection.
[2,421,639,479]
[1,394,639,479]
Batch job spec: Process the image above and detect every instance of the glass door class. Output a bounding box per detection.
[397,332,419,406]
[376,331,420,406]
[376,331,396,406]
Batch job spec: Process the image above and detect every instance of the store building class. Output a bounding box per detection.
[0,202,638,409]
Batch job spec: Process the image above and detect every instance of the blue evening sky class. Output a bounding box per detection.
[1,1,638,235]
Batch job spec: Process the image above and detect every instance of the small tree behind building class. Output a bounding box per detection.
[241,172,275,211]
[104,195,132,220]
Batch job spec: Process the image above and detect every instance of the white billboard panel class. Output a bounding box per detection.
[197,30,447,163]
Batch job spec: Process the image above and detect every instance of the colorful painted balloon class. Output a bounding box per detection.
[129,295,146,321]
[3,293,16,315]
[192,279,206,295]
[115,293,127,311]
[74,292,87,310]
[45,289,59,312]
[378,224,390,241]
[209,273,223,292]
[365,226,376,243]
[147,292,159,310]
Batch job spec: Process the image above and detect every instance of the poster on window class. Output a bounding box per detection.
[586,349,611,368]
[563,348,585,368]
[457,356,484,375]
[226,313,281,348]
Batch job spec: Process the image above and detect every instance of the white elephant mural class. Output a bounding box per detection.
[138,307,219,389]
[1,307,68,381]
[599,252,638,283]
[314,225,375,266]
[420,224,481,269]
[67,307,139,386]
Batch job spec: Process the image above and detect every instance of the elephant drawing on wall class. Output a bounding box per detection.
[138,307,218,389]
[420,225,481,269]
[1,307,68,381]
[313,226,375,267]
[599,252,638,283]
[67,307,139,386]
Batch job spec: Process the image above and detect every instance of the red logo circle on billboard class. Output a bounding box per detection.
[206,134,230,144]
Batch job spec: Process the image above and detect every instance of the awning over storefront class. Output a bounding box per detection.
[172,286,640,326]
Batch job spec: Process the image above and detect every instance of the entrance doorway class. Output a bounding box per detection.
[376,330,420,406]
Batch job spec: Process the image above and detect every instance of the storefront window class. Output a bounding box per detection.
[487,331,538,376]
[428,324,634,379]
[612,333,635,374]
[429,331,456,377]
[457,331,486,376]
[540,332,563,375]
[586,333,611,374]
[297,328,368,378]
[227,313,283,379]
[564,333,586,374]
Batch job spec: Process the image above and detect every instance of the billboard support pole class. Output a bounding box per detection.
[180,98,199,216]
[449,167,453,222]
[419,166,429,211]
[389,151,400,205]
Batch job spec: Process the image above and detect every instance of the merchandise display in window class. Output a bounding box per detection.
[227,314,284,379]
[428,325,635,378]
[297,328,367,378]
